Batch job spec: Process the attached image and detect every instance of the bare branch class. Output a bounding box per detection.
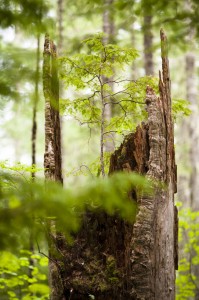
[103,130,117,136]
[103,88,130,99]
[105,98,145,105]
[102,78,136,86]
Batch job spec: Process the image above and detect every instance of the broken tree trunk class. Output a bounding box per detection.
[43,34,62,184]
[48,30,177,300]
[109,30,177,300]
[43,34,63,300]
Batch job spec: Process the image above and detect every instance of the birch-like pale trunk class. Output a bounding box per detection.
[186,52,199,209]
[143,9,154,76]
[177,0,199,210]
[102,0,115,154]
[57,0,64,53]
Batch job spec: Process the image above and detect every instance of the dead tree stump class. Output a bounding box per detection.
[45,30,178,300]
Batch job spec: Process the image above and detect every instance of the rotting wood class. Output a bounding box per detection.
[47,30,178,300]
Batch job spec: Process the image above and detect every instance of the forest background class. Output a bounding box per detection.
[0,0,199,299]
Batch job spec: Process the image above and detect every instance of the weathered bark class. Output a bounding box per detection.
[48,30,177,300]
[43,35,63,300]
[43,34,62,183]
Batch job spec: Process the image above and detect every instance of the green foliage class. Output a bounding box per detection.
[0,162,153,250]
[176,205,199,299]
[59,34,158,135]
[0,250,49,300]
[0,161,153,299]
[172,98,192,121]
[0,0,52,33]
[0,45,38,104]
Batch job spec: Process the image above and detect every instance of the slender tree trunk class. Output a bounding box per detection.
[29,35,41,278]
[57,0,66,184]
[48,30,177,300]
[131,21,137,80]
[143,4,154,76]
[43,35,62,183]
[186,52,199,298]
[177,0,199,211]
[102,0,115,154]
[31,35,40,179]
[57,0,64,54]
[185,52,199,209]
[43,35,63,300]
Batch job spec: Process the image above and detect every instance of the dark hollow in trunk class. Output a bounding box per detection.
[47,30,178,300]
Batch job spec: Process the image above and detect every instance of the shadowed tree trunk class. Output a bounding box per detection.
[43,34,63,300]
[46,30,178,300]
[31,35,40,179]
[29,34,41,278]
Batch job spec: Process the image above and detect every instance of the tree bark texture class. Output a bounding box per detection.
[43,35,63,300]
[49,30,177,300]
[43,34,63,183]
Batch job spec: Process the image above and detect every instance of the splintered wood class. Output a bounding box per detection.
[45,30,178,300]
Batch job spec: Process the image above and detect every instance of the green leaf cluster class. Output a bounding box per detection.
[59,34,161,136]
[176,206,199,299]
[172,98,192,121]
[0,162,153,249]
[0,250,49,300]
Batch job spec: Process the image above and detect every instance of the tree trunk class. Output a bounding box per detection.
[143,5,154,76]
[102,0,115,153]
[57,0,64,54]
[177,0,199,210]
[43,35,63,300]
[43,34,62,183]
[47,30,178,300]
[31,35,40,179]
[131,21,137,80]
[186,52,199,209]
[29,35,41,275]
